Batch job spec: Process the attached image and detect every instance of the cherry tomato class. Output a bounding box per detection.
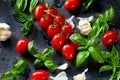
[51,34,65,51]
[16,38,28,54]
[53,14,65,25]
[70,40,80,49]
[61,24,73,38]
[47,24,61,39]
[46,7,58,19]
[102,30,117,46]
[39,15,52,31]
[62,44,75,60]
[34,4,46,20]
[31,70,49,80]
[64,0,80,11]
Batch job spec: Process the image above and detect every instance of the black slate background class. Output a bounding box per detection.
[0,0,120,80]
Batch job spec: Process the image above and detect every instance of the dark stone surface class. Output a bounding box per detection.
[0,0,120,80]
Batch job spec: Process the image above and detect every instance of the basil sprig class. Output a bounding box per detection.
[0,59,28,80]
[28,41,57,73]
[12,0,38,36]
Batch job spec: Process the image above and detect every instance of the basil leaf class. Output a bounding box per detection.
[44,60,57,73]
[100,51,111,62]
[105,6,114,21]
[76,51,89,68]
[89,47,104,63]
[40,47,53,61]
[13,12,29,23]
[117,71,120,80]
[99,65,113,74]
[100,23,109,36]
[1,71,13,79]
[69,33,86,46]
[28,41,41,59]
[21,20,33,36]
[33,59,42,67]
[82,0,94,12]
[14,0,28,12]
[12,59,28,75]
[77,46,87,52]
[29,0,38,13]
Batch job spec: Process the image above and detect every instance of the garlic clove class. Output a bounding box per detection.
[54,71,68,80]
[57,63,68,70]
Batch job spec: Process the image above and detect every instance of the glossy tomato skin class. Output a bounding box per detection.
[16,38,28,54]
[47,24,61,39]
[64,0,80,11]
[51,34,65,51]
[102,31,117,46]
[62,44,75,60]
[70,40,80,49]
[61,24,73,38]
[31,70,49,80]
[34,4,46,20]
[46,7,58,19]
[39,15,52,31]
[53,14,65,25]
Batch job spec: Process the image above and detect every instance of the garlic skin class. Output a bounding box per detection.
[77,16,93,35]
[0,23,12,41]
[66,15,75,28]
[57,63,68,70]
[73,68,88,80]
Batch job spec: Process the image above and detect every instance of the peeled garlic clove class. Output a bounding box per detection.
[57,63,68,70]
[54,71,68,80]
[66,15,75,28]
[73,68,88,80]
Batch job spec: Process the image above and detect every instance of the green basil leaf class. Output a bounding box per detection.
[95,13,107,24]
[40,47,53,61]
[100,23,109,36]
[21,20,33,36]
[14,0,28,12]
[89,47,104,63]
[11,0,16,7]
[77,46,87,52]
[76,51,89,68]
[1,71,13,79]
[82,0,94,12]
[100,51,111,62]
[117,71,120,80]
[88,19,100,40]
[29,0,38,13]
[69,33,86,46]
[33,59,42,67]
[99,65,113,74]
[13,12,29,23]
[28,41,41,59]
[44,60,57,73]
[105,6,114,21]
[12,59,28,75]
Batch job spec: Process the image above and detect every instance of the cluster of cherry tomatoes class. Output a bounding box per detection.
[33,3,80,60]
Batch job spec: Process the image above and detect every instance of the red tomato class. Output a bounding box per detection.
[51,34,65,51]
[16,38,28,54]
[64,0,80,11]
[102,31,117,46]
[34,4,46,20]
[53,14,65,25]
[46,7,58,19]
[61,24,73,38]
[47,24,61,39]
[70,40,80,49]
[62,44,75,60]
[39,15,52,31]
[31,70,49,80]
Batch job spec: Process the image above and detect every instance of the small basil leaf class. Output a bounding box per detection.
[82,0,94,12]
[33,59,42,67]
[21,20,33,36]
[69,33,86,46]
[100,51,111,62]
[13,12,29,23]
[89,47,104,63]
[95,13,107,24]
[44,60,57,73]
[29,0,38,13]
[77,46,87,52]
[117,71,120,80]
[99,65,113,74]
[100,23,109,36]
[14,0,28,12]
[1,71,13,79]
[12,59,28,75]
[76,51,89,68]
[28,41,41,59]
